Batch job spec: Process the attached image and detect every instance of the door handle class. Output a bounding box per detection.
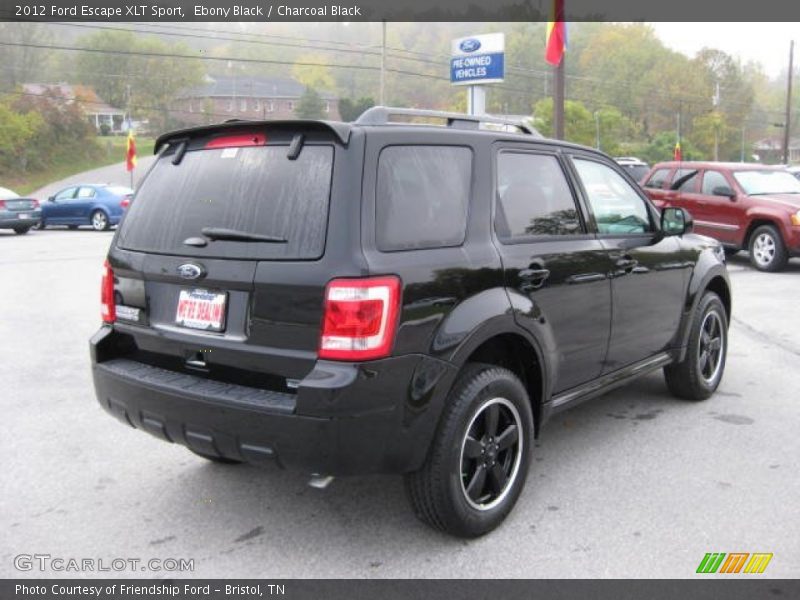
[615,257,638,272]
[519,268,550,289]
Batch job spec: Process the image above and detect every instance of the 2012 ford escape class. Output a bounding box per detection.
[90,107,731,537]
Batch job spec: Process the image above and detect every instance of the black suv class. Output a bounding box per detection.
[91,107,731,537]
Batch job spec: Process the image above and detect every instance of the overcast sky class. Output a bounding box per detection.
[651,23,797,78]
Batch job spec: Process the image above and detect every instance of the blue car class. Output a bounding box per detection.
[40,184,133,231]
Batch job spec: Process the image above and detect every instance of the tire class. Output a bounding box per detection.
[91,210,110,231]
[748,224,787,272]
[13,226,31,235]
[68,225,79,230]
[188,449,242,464]
[404,363,534,538]
[723,247,739,257]
[664,291,728,401]
[36,220,47,230]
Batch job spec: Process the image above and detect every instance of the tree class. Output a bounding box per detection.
[533,98,595,146]
[638,131,704,164]
[338,96,375,122]
[0,96,43,172]
[295,87,325,119]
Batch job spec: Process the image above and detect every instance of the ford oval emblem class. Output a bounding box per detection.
[177,263,204,280]
[460,38,482,53]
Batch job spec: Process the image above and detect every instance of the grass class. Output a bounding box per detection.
[6,135,156,196]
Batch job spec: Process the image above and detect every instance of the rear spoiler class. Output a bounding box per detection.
[154,119,352,153]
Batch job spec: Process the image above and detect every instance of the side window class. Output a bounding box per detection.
[644,168,670,189]
[702,171,729,195]
[672,168,699,192]
[376,146,472,252]
[55,187,77,201]
[495,152,582,238]
[77,187,96,199]
[573,158,653,235]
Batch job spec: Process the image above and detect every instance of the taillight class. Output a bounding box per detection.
[0,200,5,209]
[319,276,401,361]
[101,260,116,323]
[205,133,266,149]
[120,195,131,209]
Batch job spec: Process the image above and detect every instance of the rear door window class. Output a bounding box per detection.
[118,145,334,260]
[376,145,472,252]
[644,168,671,189]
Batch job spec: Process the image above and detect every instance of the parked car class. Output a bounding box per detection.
[614,156,650,183]
[642,161,800,272]
[0,186,41,234]
[91,108,730,537]
[39,184,133,231]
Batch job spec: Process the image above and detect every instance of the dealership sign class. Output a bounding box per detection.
[450,33,505,86]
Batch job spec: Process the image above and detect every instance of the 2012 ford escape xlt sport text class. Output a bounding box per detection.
[90,107,731,537]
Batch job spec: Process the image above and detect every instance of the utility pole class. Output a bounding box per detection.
[594,111,600,150]
[712,81,720,161]
[782,40,794,164]
[380,21,386,106]
[553,57,565,139]
[740,125,746,162]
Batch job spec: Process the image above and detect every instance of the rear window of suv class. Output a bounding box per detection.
[118,144,333,260]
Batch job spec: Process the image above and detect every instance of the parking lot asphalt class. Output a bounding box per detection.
[1,228,798,578]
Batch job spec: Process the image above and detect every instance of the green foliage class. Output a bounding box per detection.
[533,98,595,146]
[0,97,43,172]
[295,87,325,119]
[338,96,375,122]
[637,132,704,164]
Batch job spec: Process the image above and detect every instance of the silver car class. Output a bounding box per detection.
[0,186,41,235]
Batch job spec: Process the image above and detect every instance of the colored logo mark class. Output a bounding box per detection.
[696,552,773,574]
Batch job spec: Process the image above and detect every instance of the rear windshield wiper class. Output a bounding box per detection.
[200,227,287,243]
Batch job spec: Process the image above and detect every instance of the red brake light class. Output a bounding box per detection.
[120,195,131,209]
[0,200,5,209]
[101,260,116,323]
[319,276,401,361]
[205,133,266,149]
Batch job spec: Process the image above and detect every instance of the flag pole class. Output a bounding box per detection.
[553,55,565,140]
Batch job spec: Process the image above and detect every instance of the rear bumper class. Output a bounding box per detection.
[90,326,458,475]
[0,212,41,228]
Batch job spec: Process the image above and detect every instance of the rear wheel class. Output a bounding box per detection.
[36,220,47,230]
[664,291,727,401]
[405,363,533,538]
[91,210,110,231]
[748,224,787,272]
[13,226,31,235]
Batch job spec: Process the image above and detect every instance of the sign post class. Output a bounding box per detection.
[450,33,505,116]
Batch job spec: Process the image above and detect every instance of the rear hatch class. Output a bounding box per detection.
[4,198,38,214]
[107,122,361,390]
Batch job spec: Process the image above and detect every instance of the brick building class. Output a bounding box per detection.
[172,75,340,125]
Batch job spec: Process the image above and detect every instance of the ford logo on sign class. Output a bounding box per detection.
[177,263,204,280]
[459,38,481,53]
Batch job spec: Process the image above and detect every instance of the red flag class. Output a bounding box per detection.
[125,130,137,173]
[674,141,682,161]
[545,0,567,66]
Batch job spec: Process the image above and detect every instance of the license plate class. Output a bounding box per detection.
[175,289,227,332]
[18,213,29,219]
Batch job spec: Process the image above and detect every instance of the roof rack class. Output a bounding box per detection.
[355,106,542,137]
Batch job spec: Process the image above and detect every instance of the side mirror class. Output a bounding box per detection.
[712,186,736,199]
[661,207,694,236]
[48,196,55,202]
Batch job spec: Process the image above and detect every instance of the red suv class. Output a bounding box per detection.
[642,161,800,271]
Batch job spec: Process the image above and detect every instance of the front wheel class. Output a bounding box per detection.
[748,224,787,272]
[664,291,728,401]
[91,210,110,231]
[405,363,534,538]
[36,220,47,230]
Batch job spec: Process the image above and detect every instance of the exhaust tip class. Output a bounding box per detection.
[308,474,334,489]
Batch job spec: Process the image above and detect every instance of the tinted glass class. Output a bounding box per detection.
[626,164,650,182]
[376,146,471,251]
[573,158,652,235]
[702,171,729,195]
[118,145,333,260]
[644,168,670,189]
[496,153,581,238]
[55,187,76,200]
[673,168,699,192]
